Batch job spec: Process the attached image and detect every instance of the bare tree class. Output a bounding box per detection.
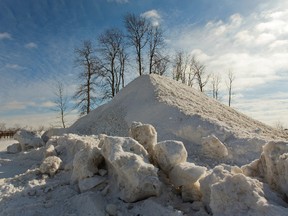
[226,70,235,107]
[153,54,170,75]
[190,56,210,92]
[119,46,128,89]
[124,13,149,76]
[53,81,68,128]
[211,73,221,100]
[147,25,166,74]
[74,40,101,115]
[98,28,127,98]
[173,51,189,83]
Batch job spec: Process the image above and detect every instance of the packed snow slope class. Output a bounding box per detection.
[69,74,287,166]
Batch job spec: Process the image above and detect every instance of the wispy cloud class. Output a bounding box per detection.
[25,42,38,49]
[107,0,128,4]
[141,9,161,26]
[0,32,11,40]
[168,5,288,91]
[5,64,23,70]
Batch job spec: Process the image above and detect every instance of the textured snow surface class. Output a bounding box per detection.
[1,75,288,216]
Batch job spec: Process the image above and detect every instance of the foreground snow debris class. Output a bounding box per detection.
[129,121,157,157]
[201,134,228,158]
[13,129,44,151]
[210,173,288,216]
[153,140,188,173]
[40,156,62,176]
[101,135,161,202]
[6,143,21,154]
[242,141,288,198]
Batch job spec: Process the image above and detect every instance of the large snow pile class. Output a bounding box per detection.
[1,75,288,215]
[69,74,287,166]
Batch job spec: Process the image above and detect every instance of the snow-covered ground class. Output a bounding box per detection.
[1,75,288,216]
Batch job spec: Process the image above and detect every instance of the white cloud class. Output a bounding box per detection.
[40,101,56,108]
[141,9,161,26]
[25,42,38,49]
[5,64,23,70]
[0,101,36,111]
[0,32,11,40]
[107,0,128,3]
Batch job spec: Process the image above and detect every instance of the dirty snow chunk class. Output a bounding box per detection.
[13,129,44,151]
[71,146,103,183]
[53,134,100,170]
[169,162,207,187]
[6,143,21,154]
[210,173,288,216]
[153,140,187,173]
[44,145,57,158]
[78,175,106,193]
[41,128,67,143]
[101,136,161,202]
[129,121,157,155]
[199,165,233,211]
[40,156,62,176]
[201,135,228,158]
[243,141,288,197]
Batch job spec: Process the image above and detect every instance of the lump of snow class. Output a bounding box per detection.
[78,175,106,193]
[243,141,288,197]
[201,135,228,158]
[13,129,44,151]
[44,145,57,158]
[41,127,67,143]
[52,134,100,170]
[210,173,288,216]
[153,140,187,173]
[40,156,62,176]
[71,146,103,183]
[101,135,161,202]
[169,162,207,187]
[6,143,21,154]
[199,165,233,211]
[129,121,157,156]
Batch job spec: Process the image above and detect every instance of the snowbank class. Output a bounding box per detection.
[68,74,287,166]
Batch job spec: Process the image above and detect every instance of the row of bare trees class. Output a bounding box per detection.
[172,51,235,105]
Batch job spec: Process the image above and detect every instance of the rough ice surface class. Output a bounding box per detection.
[169,162,207,187]
[210,174,288,216]
[71,145,103,183]
[13,129,44,151]
[6,143,21,154]
[39,156,62,176]
[153,140,188,173]
[242,141,288,198]
[1,74,288,216]
[129,121,157,157]
[101,135,161,202]
[201,134,228,158]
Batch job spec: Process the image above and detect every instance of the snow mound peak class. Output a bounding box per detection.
[69,74,287,166]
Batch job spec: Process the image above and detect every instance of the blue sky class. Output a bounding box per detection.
[0,0,288,128]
